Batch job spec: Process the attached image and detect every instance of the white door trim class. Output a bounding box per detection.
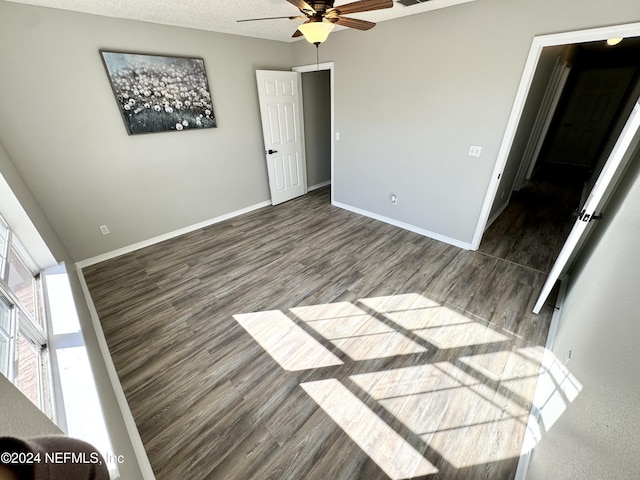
[292,62,335,204]
[471,21,640,250]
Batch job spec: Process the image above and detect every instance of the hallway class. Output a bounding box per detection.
[479,163,588,273]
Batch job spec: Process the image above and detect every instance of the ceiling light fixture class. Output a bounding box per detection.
[606,37,623,46]
[298,20,335,45]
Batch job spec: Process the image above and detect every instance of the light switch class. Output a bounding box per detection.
[468,145,482,157]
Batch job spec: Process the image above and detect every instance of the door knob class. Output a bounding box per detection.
[266,149,278,154]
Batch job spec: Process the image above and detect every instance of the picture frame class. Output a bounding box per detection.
[100,50,216,135]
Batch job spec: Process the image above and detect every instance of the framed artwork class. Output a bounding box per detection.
[100,50,216,135]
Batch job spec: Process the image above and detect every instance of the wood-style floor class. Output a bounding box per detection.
[83,187,554,480]
[479,163,586,273]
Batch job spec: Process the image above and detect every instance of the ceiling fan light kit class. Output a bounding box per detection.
[238,0,394,45]
[298,21,336,44]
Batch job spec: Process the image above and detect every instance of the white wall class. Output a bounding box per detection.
[526,145,640,479]
[0,1,292,262]
[291,0,640,245]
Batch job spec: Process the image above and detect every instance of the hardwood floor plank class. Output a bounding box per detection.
[249,408,347,480]
[205,424,280,480]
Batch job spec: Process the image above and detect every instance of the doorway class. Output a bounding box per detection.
[293,62,335,203]
[301,70,331,191]
[471,22,640,311]
[480,38,640,273]
[474,23,640,248]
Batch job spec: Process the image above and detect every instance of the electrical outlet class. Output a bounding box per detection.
[468,145,482,157]
[390,194,398,205]
[335,132,341,141]
[99,225,110,235]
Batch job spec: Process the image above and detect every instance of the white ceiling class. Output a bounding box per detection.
[5,0,475,42]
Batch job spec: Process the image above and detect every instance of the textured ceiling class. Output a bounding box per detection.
[5,0,475,42]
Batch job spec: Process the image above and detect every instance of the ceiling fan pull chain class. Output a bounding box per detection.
[316,43,320,74]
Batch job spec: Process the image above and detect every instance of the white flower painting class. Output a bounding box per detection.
[100,51,216,135]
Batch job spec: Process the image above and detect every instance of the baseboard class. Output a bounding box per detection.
[308,180,331,191]
[332,201,473,250]
[76,200,271,269]
[514,276,568,480]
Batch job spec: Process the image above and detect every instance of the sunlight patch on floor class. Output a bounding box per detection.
[301,378,438,479]
[359,293,441,312]
[233,310,343,371]
[350,361,530,468]
[361,293,510,349]
[234,292,583,474]
[291,302,427,360]
[414,322,510,349]
[461,346,583,454]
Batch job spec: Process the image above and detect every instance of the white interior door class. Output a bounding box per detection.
[256,70,306,206]
[533,100,640,313]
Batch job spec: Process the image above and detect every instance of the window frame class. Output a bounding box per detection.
[0,292,16,380]
[0,214,55,420]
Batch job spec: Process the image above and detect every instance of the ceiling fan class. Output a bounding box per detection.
[238,0,394,44]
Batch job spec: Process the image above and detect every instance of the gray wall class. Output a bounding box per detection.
[0,374,62,437]
[301,70,332,188]
[292,0,640,244]
[0,1,291,262]
[527,145,640,479]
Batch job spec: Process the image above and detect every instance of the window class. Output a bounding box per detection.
[0,295,13,377]
[0,215,54,420]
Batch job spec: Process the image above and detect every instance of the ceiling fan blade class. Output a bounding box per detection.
[330,0,393,15]
[293,19,309,37]
[287,0,316,13]
[333,16,376,30]
[237,16,306,22]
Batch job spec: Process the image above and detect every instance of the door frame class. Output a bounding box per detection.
[472,21,640,250]
[292,62,336,204]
